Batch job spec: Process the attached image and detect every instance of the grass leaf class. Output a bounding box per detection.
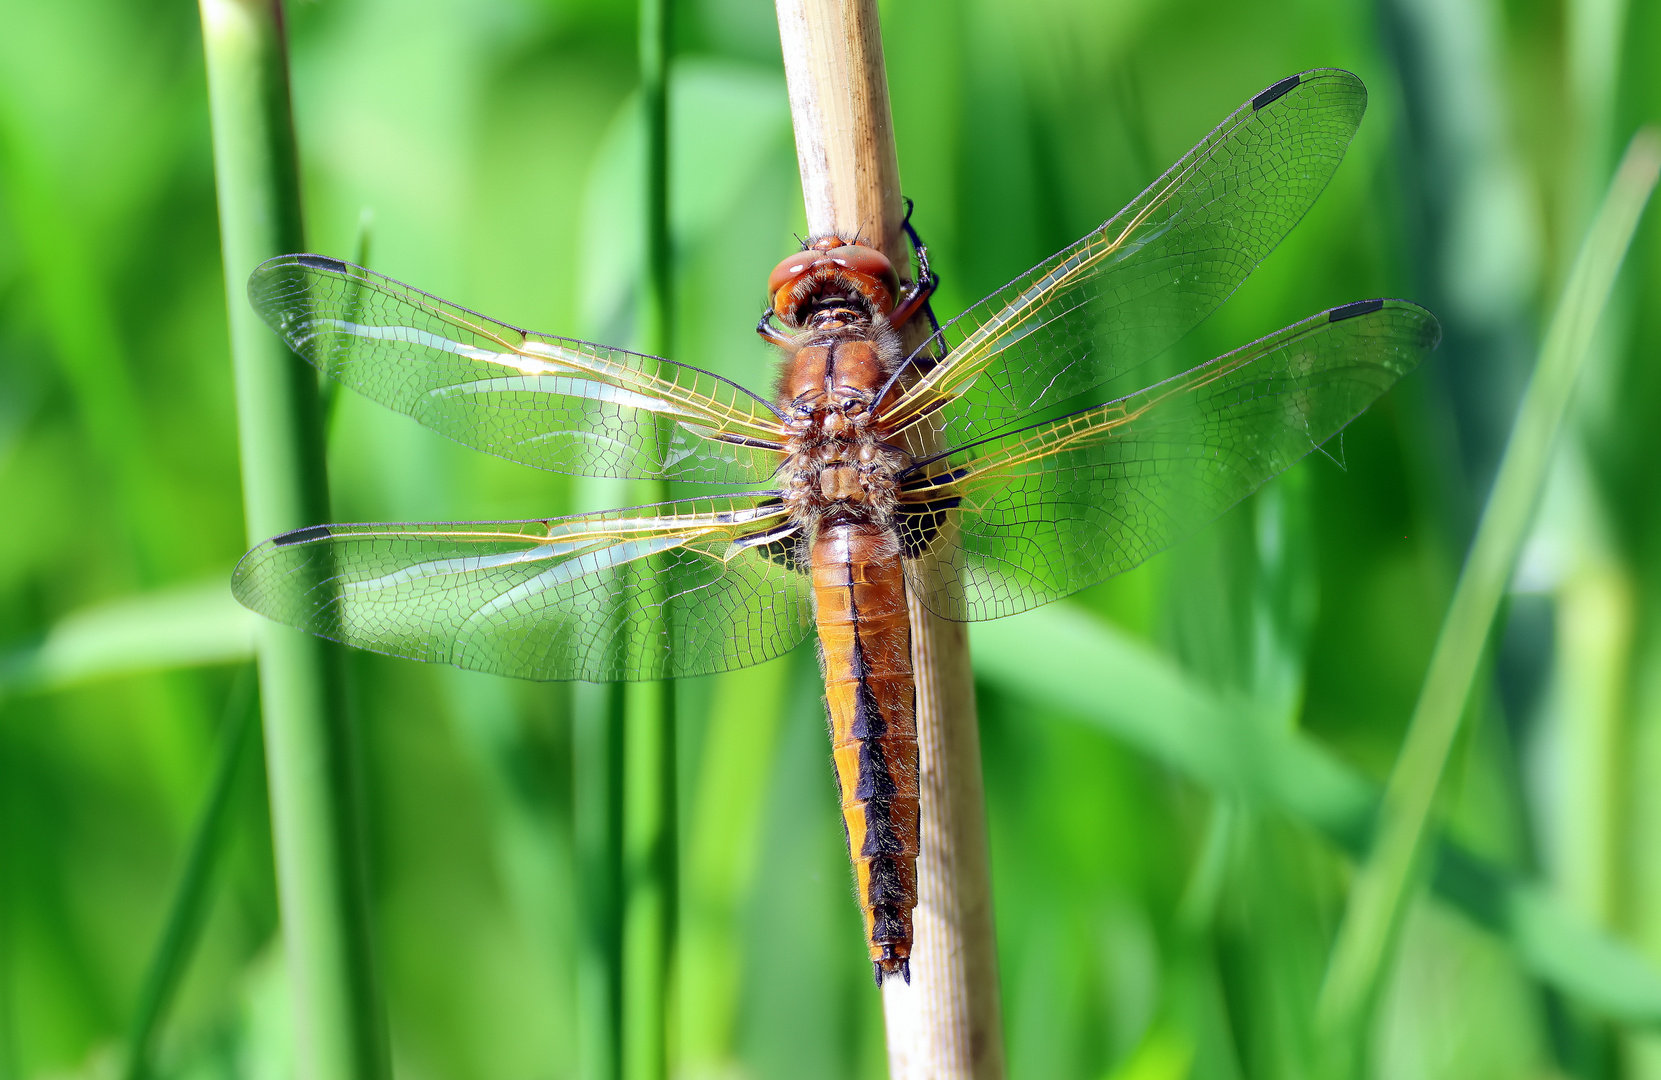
[1314,128,1661,1062]
[971,601,1661,1027]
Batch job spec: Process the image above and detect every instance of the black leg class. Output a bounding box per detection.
[899,196,944,344]
[879,198,947,398]
[756,307,794,348]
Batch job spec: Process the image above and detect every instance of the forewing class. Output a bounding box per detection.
[232,494,810,681]
[899,301,1440,620]
[249,255,786,484]
[882,69,1369,441]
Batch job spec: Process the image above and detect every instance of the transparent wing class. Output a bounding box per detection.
[248,255,787,484]
[232,494,810,681]
[882,69,1369,442]
[898,301,1440,621]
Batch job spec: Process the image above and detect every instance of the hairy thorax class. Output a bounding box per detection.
[775,313,911,534]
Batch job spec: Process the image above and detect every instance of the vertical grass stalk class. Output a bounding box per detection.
[0,724,12,1080]
[622,679,674,1080]
[1314,129,1661,1074]
[197,3,387,1077]
[576,682,626,1080]
[1556,8,1635,1073]
[623,2,676,1077]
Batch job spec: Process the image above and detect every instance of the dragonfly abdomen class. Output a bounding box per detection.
[811,521,919,984]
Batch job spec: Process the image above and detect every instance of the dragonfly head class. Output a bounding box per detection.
[767,239,900,329]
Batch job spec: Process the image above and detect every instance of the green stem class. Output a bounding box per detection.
[196,3,387,1077]
[623,2,676,1078]
[576,682,626,1080]
[1314,129,1661,1073]
[624,680,675,1080]
[318,208,373,434]
[122,667,257,1080]
[640,0,671,359]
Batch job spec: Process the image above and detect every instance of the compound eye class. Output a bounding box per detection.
[826,245,900,298]
[768,250,820,297]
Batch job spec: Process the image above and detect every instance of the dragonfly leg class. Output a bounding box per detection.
[889,197,941,335]
[755,307,796,348]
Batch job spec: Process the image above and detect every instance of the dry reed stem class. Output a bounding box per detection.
[774,2,1006,1075]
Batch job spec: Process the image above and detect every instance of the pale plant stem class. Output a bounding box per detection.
[774,2,1006,1075]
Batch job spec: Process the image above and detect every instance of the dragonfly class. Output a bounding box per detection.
[233,68,1440,985]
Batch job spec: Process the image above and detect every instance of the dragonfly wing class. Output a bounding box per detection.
[232,494,811,681]
[249,255,787,484]
[883,69,1369,441]
[898,300,1440,621]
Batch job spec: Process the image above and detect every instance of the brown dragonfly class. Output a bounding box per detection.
[233,69,1439,984]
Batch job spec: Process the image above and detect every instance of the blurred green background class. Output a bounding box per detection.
[3,0,1661,1077]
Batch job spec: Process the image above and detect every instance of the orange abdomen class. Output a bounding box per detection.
[811,522,919,982]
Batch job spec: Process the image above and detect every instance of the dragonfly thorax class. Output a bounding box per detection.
[776,338,904,431]
[781,439,906,524]
[778,336,910,525]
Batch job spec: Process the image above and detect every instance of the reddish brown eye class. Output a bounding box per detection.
[768,251,820,297]
[826,245,900,298]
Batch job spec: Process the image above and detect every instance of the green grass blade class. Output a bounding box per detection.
[197,2,388,1077]
[678,660,794,1070]
[970,605,1661,1027]
[622,3,676,1079]
[1314,128,1661,1064]
[576,682,626,1080]
[0,111,164,584]
[121,666,257,1080]
[317,207,373,435]
[0,582,256,694]
[639,0,671,363]
[623,680,675,1080]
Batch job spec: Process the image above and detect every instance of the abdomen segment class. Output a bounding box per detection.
[811,522,919,983]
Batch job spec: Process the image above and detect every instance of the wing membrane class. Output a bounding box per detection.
[232,494,810,681]
[899,301,1440,621]
[882,69,1369,441]
[249,255,787,484]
